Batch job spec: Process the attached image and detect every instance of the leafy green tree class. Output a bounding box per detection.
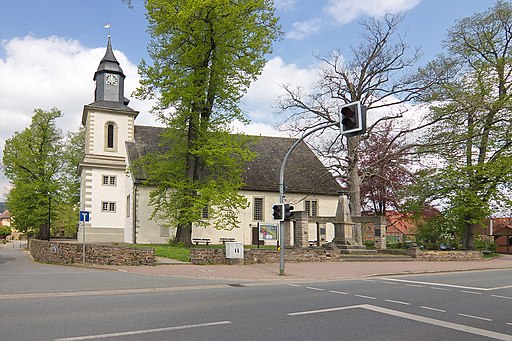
[3,108,82,238]
[415,1,512,249]
[136,0,281,244]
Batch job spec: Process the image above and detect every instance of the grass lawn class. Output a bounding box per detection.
[128,243,276,262]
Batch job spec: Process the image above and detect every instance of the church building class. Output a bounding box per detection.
[78,39,342,245]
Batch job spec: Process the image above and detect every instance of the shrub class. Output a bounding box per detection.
[0,225,11,238]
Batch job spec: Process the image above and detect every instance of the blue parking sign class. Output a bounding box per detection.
[79,211,90,222]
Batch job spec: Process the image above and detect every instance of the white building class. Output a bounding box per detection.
[78,39,342,245]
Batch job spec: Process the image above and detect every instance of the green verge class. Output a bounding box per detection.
[128,244,276,262]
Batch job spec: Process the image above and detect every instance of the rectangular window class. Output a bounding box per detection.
[305,200,318,217]
[101,201,116,213]
[102,175,116,186]
[253,197,263,221]
[201,206,209,219]
[126,195,131,218]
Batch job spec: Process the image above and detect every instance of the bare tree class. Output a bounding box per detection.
[278,14,430,243]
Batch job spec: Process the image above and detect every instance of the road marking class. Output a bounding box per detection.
[460,290,482,295]
[53,321,232,341]
[431,287,450,291]
[381,278,512,291]
[288,284,301,287]
[420,306,446,313]
[405,284,423,288]
[0,285,232,300]
[385,299,410,305]
[507,322,512,326]
[329,290,348,295]
[306,286,324,291]
[491,295,512,300]
[355,294,377,300]
[458,313,492,322]
[288,304,512,340]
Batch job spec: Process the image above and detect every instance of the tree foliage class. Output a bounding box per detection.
[414,1,512,249]
[2,108,83,237]
[359,121,414,215]
[136,0,281,244]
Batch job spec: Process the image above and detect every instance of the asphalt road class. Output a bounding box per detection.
[1,242,512,340]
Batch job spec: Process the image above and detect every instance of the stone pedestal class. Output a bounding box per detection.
[293,211,309,248]
[332,194,360,247]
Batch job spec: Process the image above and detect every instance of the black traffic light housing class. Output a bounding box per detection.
[340,101,366,136]
[272,203,284,221]
[284,203,294,221]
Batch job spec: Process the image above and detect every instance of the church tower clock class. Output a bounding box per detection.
[78,36,139,243]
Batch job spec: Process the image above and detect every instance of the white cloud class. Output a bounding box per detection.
[0,35,157,200]
[242,56,319,125]
[325,0,422,24]
[286,18,322,41]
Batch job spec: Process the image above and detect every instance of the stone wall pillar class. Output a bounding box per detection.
[317,222,327,246]
[283,220,293,247]
[293,211,309,248]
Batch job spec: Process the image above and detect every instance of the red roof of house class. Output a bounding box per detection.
[0,210,11,219]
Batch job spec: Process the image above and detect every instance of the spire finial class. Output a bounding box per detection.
[104,23,112,39]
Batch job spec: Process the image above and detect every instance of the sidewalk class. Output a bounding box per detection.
[108,254,512,282]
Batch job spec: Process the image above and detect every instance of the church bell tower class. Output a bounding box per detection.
[78,35,139,243]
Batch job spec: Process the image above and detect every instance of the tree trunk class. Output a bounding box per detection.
[462,222,477,250]
[347,135,362,244]
[175,223,192,246]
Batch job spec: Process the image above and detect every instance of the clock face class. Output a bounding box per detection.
[105,74,118,86]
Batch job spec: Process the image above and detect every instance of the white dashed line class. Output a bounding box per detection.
[288,284,301,287]
[288,304,512,340]
[405,284,423,288]
[355,294,377,300]
[492,295,512,300]
[306,287,324,291]
[385,299,410,305]
[431,287,450,291]
[460,290,482,295]
[329,290,348,295]
[420,306,446,313]
[458,313,492,322]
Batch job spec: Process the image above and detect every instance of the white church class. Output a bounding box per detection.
[78,39,342,245]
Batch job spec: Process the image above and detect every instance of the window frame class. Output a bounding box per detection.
[253,197,264,221]
[101,201,116,213]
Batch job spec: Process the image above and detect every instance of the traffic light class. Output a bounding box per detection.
[284,204,294,221]
[272,203,284,221]
[340,101,366,136]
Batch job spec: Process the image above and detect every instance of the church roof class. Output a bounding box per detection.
[126,125,342,196]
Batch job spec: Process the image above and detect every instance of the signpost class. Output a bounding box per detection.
[79,211,90,264]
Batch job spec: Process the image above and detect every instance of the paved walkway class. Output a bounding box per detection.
[107,254,512,282]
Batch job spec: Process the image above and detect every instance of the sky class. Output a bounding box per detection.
[0,0,498,200]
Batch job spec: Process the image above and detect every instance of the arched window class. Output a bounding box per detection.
[104,121,118,151]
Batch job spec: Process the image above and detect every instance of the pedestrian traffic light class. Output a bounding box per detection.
[340,101,366,136]
[284,203,294,221]
[272,203,284,221]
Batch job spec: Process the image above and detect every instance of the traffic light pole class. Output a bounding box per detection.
[278,121,340,275]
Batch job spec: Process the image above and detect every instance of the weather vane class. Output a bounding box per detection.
[104,23,112,38]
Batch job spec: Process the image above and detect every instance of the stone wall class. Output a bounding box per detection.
[190,247,341,265]
[29,239,155,266]
[411,248,482,261]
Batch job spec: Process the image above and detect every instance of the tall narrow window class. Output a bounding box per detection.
[107,123,114,148]
[104,121,118,151]
[253,197,263,221]
[305,200,318,217]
